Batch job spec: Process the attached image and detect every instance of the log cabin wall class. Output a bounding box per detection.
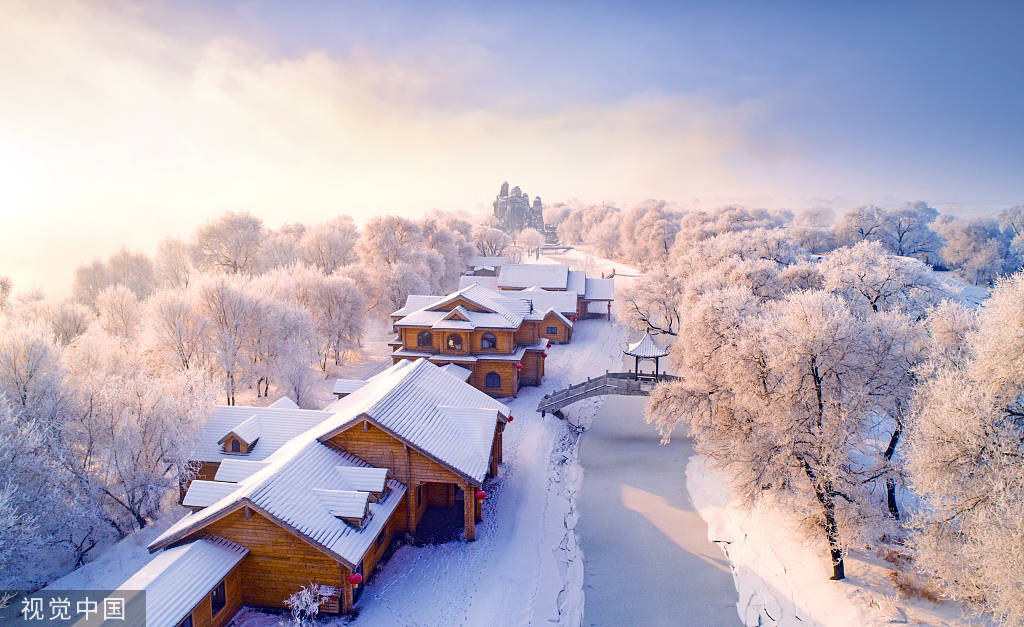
[515,321,539,345]
[195,509,344,613]
[472,360,519,398]
[519,351,544,386]
[539,314,570,344]
[360,509,399,579]
[177,564,244,627]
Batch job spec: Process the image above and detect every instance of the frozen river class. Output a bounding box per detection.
[577,394,740,626]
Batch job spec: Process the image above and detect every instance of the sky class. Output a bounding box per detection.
[2,0,1023,295]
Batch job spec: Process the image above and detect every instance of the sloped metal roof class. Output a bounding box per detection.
[182,480,240,508]
[214,459,270,483]
[497,264,570,289]
[119,536,248,627]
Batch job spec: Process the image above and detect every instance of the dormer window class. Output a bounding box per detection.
[481,333,497,349]
[313,489,371,529]
[218,415,261,455]
[446,334,463,351]
[417,331,432,347]
[230,440,240,453]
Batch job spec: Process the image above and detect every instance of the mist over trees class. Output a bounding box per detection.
[0,208,475,589]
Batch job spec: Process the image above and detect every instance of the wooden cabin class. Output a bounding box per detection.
[149,359,510,621]
[389,284,553,397]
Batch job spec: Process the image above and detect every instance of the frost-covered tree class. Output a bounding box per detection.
[0,276,11,311]
[47,300,93,347]
[833,205,886,246]
[192,211,265,274]
[649,288,922,580]
[906,272,1024,623]
[195,277,258,405]
[819,240,943,318]
[0,322,65,426]
[61,330,212,534]
[359,216,423,267]
[145,289,208,371]
[936,215,1020,284]
[300,216,358,274]
[95,284,141,340]
[879,201,944,261]
[72,259,110,308]
[473,225,511,257]
[518,227,545,259]
[154,237,193,288]
[285,583,332,626]
[72,250,155,307]
[261,223,305,270]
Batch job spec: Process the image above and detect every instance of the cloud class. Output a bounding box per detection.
[0,1,785,296]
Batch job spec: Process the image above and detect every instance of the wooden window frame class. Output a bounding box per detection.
[210,580,226,616]
[485,372,501,388]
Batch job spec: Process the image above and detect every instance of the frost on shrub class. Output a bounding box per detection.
[285,583,333,625]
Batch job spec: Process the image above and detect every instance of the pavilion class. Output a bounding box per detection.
[623,332,669,380]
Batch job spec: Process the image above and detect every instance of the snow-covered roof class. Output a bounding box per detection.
[566,270,587,294]
[584,278,615,301]
[458,275,499,291]
[119,536,248,627]
[182,480,239,508]
[497,264,570,290]
[313,488,370,520]
[394,284,528,331]
[317,358,510,483]
[541,308,574,328]
[214,459,270,482]
[196,405,333,463]
[152,359,507,567]
[335,466,389,493]
[391,294,441,318]
[624,332,669,359]
[220,414,261,446]
[268,396,299,409]
[520,287,579,314]
[151,439,406,569]
[333,379,368,395]
[440,363,473,381]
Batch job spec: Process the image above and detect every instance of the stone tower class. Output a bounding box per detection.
[493,181,545,235]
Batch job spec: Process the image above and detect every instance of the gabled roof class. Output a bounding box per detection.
[150,439,406,569]
[196,405,333,463]
[497,264,570,290]
[182,480,239,508]
[268,396,299,409]
[219,414,261,446]
[394,284,526,331]
[214,459,270,482]
[119,536,248,627]
[566,270,587,294]
[392,294,446,318]
[541,308,574,327]
[458,275,499,291]
[520,287,579,314]
[335,466,389,493]
[312,489,370,520]
[440,363,473,381]
[584,277,615,301]
[333,379,368,395]
[317,359,510,483]
[469,256,511,267]
[624,332,669,358]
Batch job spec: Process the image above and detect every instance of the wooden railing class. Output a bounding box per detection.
[536,372,678,414]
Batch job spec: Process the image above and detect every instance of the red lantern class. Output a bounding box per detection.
[348,573,363,586]
[542,353,547,359]
[475,490,486,500]
[515,363,523,370]
[508,415,514,422]
[547,342,552,349]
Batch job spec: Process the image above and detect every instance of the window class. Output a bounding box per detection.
[375,529,386,550]
[211,580,226,616]
[546,326,558,334]
[230,440,240,453]
[176,615,193,627]
[417,331,432,347]
[485,372,501,388]
[446,334,463,351]
[481,333,497,349]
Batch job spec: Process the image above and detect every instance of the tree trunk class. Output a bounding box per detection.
[882,412,903,520]
[801,459,846,580]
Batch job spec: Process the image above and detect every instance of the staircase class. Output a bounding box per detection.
[536,372,678,414]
